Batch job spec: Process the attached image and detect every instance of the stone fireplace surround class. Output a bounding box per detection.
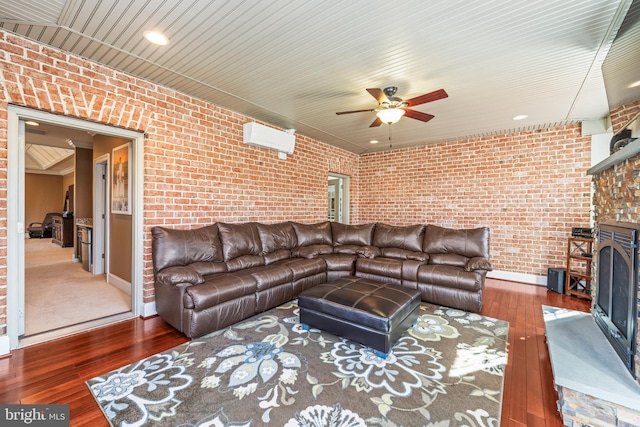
[544,107,640,426]
[590,110,640,385]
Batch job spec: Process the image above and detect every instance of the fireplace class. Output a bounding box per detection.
[594,222,639,378]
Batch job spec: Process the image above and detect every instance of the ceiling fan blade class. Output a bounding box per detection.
[366,88,387,104]
[404,109,435,122]
[369,117,383,127]
[336,109,375,115]
[405,89,448,107]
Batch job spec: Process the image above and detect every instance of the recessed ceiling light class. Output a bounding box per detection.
[513,114,528,121]
[144,31,169,45]
[370,140,379,144]
[628,80,640,89]
[25,120,39,126]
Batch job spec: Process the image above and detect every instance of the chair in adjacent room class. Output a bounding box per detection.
[27,212,59,238]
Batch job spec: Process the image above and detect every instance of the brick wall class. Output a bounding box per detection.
[610,100,640,135]
[0,29,596,338]
[0,30,359,334]
[359,127,593,276]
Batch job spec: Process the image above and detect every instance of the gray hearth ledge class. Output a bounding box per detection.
[543,305,640,411]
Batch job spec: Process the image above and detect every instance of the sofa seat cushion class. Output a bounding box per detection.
[333,244,361,255]
[291,244,333,259]
[321,254,357,271]
[356,257,403,279]
[423,224,490,259]
[428,253,468,268]
[273,257,326,280]
[247,264,294,291]
[380,247,428,262]
[185,272,257,311]
[417,264,483,292]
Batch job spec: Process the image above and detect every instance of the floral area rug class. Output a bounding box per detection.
[87,300,509,427]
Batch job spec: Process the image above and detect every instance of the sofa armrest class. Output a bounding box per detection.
[156,266,205,286]
[465,257,493,272]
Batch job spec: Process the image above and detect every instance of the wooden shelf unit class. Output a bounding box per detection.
[565,237,593,300]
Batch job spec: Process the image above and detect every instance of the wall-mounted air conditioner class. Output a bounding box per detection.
[243,122,295,156]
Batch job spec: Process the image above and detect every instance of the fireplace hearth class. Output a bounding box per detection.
[594,222,639,378]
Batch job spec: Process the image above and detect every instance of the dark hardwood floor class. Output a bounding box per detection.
[0,278,590,426]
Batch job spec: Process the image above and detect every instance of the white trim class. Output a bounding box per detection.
[7,109,24,349]
[17,313,134,349]
[6,105,145,351]
[93,155,109,275]
[9,106,142,139]
[132,130,144,318]
[0,335,10,356]
[487,269,547,286]
[142,301,157,318]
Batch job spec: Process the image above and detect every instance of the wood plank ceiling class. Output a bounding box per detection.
[0,0,637,153]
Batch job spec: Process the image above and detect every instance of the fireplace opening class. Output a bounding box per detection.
[594,222,638,378]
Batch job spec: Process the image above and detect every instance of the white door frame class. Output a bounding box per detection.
[6,105,145,351]
[328,173,350,224]
[93,156,109,275]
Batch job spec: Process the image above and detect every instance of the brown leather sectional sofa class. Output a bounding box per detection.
[151,221,492,338]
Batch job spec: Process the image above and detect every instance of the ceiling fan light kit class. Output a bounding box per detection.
[336,86,448,127]
[376,108,406,124]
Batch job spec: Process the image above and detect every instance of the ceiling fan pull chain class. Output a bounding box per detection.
[388,123,392,148]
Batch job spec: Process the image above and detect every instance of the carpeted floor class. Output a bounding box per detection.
[25,237,131,336]
[87,300,509,426]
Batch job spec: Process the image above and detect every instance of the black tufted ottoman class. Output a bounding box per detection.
[298,276,421,358]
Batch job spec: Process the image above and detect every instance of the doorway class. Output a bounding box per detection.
[328,173,350,223]
[6,106,145,350]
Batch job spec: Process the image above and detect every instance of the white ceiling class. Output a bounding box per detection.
[24,123,93,174]
[1,0,639,153]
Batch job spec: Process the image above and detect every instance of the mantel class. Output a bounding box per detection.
[588,137,640,176]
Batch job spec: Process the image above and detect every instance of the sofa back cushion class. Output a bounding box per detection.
[151,225,223,273]
[291,221,332,246]
[217,222,263,261]
[372,223,425,252]
[423,224,490,259]
[257,222,297,254]
[331,223,375,246]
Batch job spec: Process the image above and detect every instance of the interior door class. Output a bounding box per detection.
[328,178,339,222]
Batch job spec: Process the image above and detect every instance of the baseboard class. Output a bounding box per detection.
[0,335,11,356]
[487,270,546,286]
[108,273,132,295]
[142,301,157,317]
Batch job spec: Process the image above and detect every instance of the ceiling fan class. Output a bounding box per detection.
[336,86,448,127]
